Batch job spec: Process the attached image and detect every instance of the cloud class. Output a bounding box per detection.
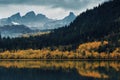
[0,0,109,19]
[0,0,109,10]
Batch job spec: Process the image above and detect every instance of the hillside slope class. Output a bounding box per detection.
[0,25,32,38]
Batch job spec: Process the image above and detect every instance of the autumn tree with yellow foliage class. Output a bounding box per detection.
[0,41,120,59]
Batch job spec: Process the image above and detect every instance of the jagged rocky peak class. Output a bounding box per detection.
[37,14,46,18]
[69,12,75,16]
[36,14,48,20]
[23,11,36,18]
[63,12,76,21]
[10,12,21,19]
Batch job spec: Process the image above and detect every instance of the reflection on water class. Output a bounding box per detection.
[0,60,120,80]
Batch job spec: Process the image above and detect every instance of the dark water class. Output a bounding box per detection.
[0,61,119,80]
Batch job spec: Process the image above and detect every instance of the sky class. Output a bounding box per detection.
[0,0,109,19]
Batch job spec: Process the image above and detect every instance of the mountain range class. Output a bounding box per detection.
[0,11,76,30]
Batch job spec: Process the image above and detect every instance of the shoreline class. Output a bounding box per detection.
[0,59,120,61]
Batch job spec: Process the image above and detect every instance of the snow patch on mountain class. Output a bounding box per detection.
[12,21,20,25]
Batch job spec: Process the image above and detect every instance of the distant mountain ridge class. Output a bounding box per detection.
[0,11,76,30]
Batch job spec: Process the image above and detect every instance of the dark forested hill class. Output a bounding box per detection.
[0,0,120,51]
[52,0,120,41]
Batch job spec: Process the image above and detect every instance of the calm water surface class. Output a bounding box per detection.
[0,60,119,80]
